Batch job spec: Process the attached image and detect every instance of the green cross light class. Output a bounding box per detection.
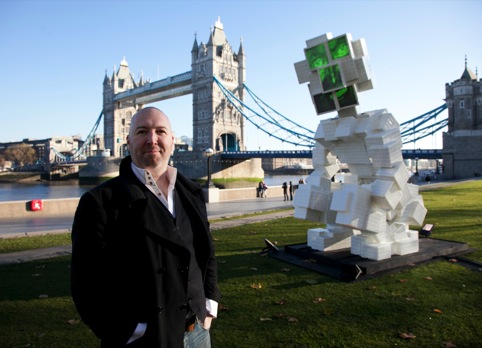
[294,32,373,116]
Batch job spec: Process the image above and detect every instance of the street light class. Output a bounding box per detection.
[204,148,214,188]
[415,157,419,176]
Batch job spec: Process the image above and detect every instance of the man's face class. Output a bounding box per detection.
[127,108,174,171]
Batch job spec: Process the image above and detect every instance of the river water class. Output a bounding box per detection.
[0,174,308,202]
[0,181,94,202]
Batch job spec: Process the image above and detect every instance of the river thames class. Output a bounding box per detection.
[0,174,308,202]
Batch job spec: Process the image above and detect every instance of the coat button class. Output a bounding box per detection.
[157,306,163,313]
[178,266,189,273]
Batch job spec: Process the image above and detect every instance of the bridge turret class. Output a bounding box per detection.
[460,56,477,81]
[103,70,113,106]
[191,33,199,61]
[103,70,111,86]
[237,38,246,83]
[236,39,246,150]
[206,24,215,60]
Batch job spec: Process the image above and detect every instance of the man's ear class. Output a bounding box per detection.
[126,135,130,150]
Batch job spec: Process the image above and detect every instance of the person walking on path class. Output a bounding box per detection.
[289,181,294,201]
[71,107,221,347]
[282,182,289,201]
[258,181,265,198]
[262,182,268,198]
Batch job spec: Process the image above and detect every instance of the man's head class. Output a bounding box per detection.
[127,107,175,173]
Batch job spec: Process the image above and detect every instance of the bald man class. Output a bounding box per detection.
[71,107,221,347]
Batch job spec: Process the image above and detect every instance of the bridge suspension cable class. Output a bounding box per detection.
[214,76,316,149]
[216,76,448,149]
[400,104,447,144]
[243,84,315,134]
[52,110,103,162]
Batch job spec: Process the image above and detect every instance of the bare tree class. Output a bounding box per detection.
[4,143,37,166]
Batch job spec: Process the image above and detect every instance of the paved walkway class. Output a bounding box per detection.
[0,198,294,266]
[0,196,294,238]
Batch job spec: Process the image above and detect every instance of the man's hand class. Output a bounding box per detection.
[202,315,213,330]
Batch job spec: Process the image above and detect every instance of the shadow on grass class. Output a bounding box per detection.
[0,256,71,301]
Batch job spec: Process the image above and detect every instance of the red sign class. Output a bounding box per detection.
[30,200,43,211]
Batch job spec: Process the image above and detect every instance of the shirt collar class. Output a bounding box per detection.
[131,162,177,188]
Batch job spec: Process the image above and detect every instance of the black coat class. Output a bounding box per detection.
[71,156,221,347]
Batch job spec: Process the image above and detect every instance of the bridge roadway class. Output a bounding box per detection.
[221,149,443,160]
[51,149,442,166]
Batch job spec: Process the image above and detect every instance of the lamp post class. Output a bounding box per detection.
[415,157,419,176]
[204,148,214,188]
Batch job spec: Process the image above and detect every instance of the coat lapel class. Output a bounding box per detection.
[118,157,200,249]
[122,181,186,248]
[146,194,185,245]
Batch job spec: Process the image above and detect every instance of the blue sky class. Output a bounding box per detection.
[0,0,480,150]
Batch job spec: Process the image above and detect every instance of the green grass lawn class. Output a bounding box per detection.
[0,180,481,347]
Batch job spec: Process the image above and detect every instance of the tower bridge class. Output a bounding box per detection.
[102,18,246,160]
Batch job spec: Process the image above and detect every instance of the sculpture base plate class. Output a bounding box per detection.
[269,237,473,282]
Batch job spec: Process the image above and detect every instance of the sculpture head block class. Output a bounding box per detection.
[294,33,373,117]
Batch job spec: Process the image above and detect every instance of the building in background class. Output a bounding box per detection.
[0,136,85,170]
[443,59,482,179]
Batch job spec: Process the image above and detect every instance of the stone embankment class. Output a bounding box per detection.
[0,198,80,219]
[0,172,41,182]
[0,186,285,219]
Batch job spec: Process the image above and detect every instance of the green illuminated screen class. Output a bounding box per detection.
[313,92,336,114]
[313,86,358,114]
[337,86,358,108]
[319,64,343,92]
[305,44,329,70]
[328,35,350,60]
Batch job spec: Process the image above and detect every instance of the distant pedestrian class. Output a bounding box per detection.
[289,181,294,201]
[425,175,431,183]
[258,181,265,198]
[282,182,288,201]
[262,182,268,197]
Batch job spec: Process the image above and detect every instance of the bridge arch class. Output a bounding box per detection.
[217,132,239,152]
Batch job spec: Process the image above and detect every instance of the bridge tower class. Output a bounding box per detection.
[191,18,246,152]
[102,58,137,158]
[443,58,482,178]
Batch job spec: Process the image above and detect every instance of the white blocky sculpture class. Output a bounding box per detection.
[293,33,426,261]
